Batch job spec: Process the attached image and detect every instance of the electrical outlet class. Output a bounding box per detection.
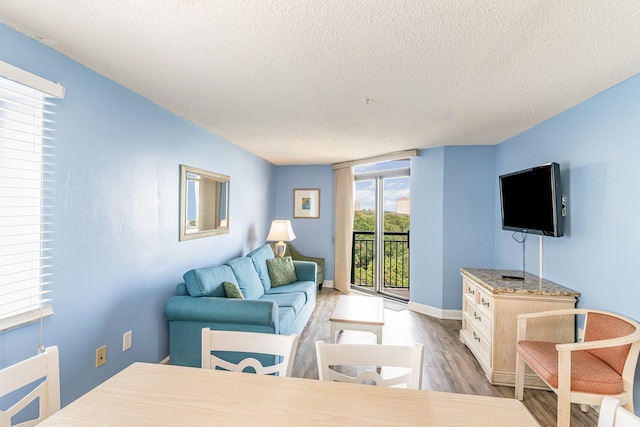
[96,345,107,367]
[123,330,132,351]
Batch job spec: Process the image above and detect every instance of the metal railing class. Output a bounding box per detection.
[351,231,409,290]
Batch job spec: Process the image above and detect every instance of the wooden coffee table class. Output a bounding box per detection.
[329,295,385,344]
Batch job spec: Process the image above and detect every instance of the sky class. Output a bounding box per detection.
[354,160,410,212]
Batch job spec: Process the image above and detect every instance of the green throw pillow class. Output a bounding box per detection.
[266,256,298,287]
[223,281,244,299]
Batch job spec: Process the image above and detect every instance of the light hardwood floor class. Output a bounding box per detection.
[292,288,599,427]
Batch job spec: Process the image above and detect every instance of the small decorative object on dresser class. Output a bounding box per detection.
[459,268,580,388]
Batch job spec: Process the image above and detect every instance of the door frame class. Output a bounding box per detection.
[352,166,410,300]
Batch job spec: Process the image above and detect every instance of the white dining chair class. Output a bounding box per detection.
[201,329,299,376]
[0,346,60,427]
[598,397,640,427]
[315,341,424,389]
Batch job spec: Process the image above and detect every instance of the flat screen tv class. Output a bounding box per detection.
[499,162,564,237]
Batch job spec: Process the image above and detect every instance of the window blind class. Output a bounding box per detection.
[0,72,59,332]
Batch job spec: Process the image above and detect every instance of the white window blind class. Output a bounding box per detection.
[0,67,62,332]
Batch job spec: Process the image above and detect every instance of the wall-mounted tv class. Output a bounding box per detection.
[499,162,564,237]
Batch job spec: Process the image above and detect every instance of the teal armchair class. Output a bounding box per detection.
[270,242,324,289]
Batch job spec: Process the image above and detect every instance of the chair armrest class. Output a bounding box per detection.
[295,254,324,267]
[517,308,640,352]
[517,308,586,321]
[516,309,581,342]
[293,260,317,282]
[283,243,324,267]
[164,296,278,328]
[556,331,640,352]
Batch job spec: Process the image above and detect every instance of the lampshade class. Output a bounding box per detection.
[266,220,296,242]
[267,220,296,257]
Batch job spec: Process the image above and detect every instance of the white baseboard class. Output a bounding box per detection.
[321,280,334,288]
[159,356,170,365]
[408,301,462,320]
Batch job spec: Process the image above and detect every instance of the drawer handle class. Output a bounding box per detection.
[467,287,475,295]
[474,312,481,322]
[481,298,490,307]
[473,332,481,342]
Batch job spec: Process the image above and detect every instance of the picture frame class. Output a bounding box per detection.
[293,188,320,219]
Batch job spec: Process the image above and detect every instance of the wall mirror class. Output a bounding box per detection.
[179,164,230,241]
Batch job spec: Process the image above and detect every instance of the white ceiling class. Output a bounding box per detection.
[1,1,639,165]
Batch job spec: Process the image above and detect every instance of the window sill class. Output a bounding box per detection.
[0,306,54,333]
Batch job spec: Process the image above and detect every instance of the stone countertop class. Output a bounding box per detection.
[461,268,580,297]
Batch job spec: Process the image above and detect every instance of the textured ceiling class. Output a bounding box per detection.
[1,1,640,165]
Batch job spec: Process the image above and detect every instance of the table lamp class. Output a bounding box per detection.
[267,220,296,257]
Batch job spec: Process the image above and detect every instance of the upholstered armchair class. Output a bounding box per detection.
[269,242,324,289]
[515,309,640,427]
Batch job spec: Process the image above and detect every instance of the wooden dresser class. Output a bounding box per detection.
[459,268,580,388]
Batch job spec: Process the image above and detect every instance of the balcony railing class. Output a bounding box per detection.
[351,231,409,290]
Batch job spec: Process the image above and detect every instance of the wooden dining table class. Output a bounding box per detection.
[39,362,540,426]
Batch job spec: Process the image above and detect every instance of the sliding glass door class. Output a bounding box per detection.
[352,162,410,301]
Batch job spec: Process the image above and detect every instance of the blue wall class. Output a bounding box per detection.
[495,74,640,410]
[442,146,495,309]
[0,24,276,405]
[410,146,495,310]
[274,166,335,280]
[496,74,640,312]
[410,148,446,307]
[495,74,640,318]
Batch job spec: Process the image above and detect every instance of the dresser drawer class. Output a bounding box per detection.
[463,293,476,314]
[469,305,492,338]
[463,278,492,337]
[476,286,493,319]
[463,279,479,302]
[462,313,491,365]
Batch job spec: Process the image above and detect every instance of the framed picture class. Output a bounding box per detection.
[293,188,320,219]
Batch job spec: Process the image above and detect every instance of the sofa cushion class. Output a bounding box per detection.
[265,281,316,303]
[183,265,235,297]
[260,292,306,314]
[176,283,189,296]
[226,257,265,300]
[277,306,296,334]
[223,282,244,299]
[266,256,298,287]
[246,244,275,292]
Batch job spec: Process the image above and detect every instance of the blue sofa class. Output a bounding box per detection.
[164,244,317,367]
